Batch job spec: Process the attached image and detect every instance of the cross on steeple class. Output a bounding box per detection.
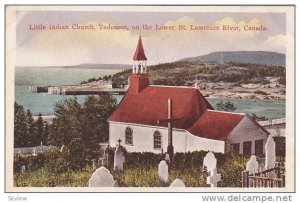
[157,98,182,161]
[117,139,122,146]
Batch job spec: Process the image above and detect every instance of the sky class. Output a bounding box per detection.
[16,11,286,67]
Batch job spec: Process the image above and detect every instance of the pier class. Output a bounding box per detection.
[30,85,127,95]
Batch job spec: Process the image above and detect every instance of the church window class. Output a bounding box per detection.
[153,131,162,149]
[231,143,240,153]
[243,141,252,154]
[125,127,133,145]
[255,139,264,155]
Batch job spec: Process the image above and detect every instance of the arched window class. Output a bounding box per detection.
[125,127,133,145]
[153,131,162,149]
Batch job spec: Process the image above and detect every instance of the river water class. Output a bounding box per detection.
[15,67,285,119]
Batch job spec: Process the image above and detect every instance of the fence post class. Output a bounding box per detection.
[281,174,285,187]
[242,170,249,187]
[275,162,281,178]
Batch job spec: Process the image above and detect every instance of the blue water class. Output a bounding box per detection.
[14,67,285,119]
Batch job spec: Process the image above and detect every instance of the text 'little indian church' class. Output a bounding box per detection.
[108,36,269,156]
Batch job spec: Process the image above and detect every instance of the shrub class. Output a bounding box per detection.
[14,153,46,173]
[273,136,286,157]
[254,90,268,95]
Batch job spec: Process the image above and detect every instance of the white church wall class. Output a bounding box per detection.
[109,122,226,153]
[109,122,187,153]
[225,116,269,154]
[186,132,225,153]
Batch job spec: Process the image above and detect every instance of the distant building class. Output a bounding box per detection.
[108,36,269,155]
[258,118,286,137]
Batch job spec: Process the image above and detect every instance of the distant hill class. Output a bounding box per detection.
[180,51,285,66]
[17,63,130,70]
[62,63,130,69]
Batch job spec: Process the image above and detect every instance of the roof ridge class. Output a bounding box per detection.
[206,109,245,116]
[149,85,197,89]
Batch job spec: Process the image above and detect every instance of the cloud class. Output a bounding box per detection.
[16,16,286,66]
[264,34,286,52]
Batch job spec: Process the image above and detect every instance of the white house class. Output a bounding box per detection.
[108,36,269,155]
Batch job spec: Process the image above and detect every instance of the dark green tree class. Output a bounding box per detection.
[216,101,237,112]
[43,122,50,145]
[26,109,38,146]
[50,95,117,170]
[35,114,44,145]
[14,102,28,147]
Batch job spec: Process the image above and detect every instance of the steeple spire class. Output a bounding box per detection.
[132,35,147,74]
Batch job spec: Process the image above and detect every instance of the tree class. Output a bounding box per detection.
[35,114,44,145]
[249,113,268,121]
[26,109,38,146]
[43,123,50,145]
[216,101,237,112]
[14,102,29,147]
[50,95,117,170]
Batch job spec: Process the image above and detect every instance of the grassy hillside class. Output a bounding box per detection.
[106,61,285,87]
[180,51,285,66]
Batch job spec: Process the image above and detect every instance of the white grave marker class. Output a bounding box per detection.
[60,145,66,152]
[32,148,37,156]
[165,153,170,163]
[92,159,97,170]
[265,135,276,170]
[114,145,125,171]
[158,160,168,182]
[246,155,259,175]
[203,151,217,174]
[169,179,185,187]
[88,166,115,187]
[206,168,221,187]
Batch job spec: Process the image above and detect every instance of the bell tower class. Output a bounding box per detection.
[132,35,148,74]
[129,35,149,94]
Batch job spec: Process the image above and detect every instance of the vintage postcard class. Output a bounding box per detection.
[5,5,295,192]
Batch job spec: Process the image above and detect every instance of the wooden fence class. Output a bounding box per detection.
[242,163,285,188]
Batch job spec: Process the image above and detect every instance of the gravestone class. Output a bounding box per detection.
[88,166,115,187]
[60,145,66,152]
[169,179,185,187]
[158,160,168,182]
[114,145,125,171]
[21,165,26,172]
[203,151,217,174]
[165,153,170,163]
[32,148,37,156]
[92,159,97,170]
[265,135,276,170]
[246,155,259,175]
[206,168,221,187]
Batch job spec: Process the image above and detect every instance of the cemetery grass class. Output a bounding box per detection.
[14,153,285,187]
[14,166,208,187]
[14,166,94,187]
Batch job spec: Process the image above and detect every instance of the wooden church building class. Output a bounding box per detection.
[108,36,269,155]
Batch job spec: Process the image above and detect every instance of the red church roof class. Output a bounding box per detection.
[187,110,244,141]
[108,85,213,129]
[133,36,147,61]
